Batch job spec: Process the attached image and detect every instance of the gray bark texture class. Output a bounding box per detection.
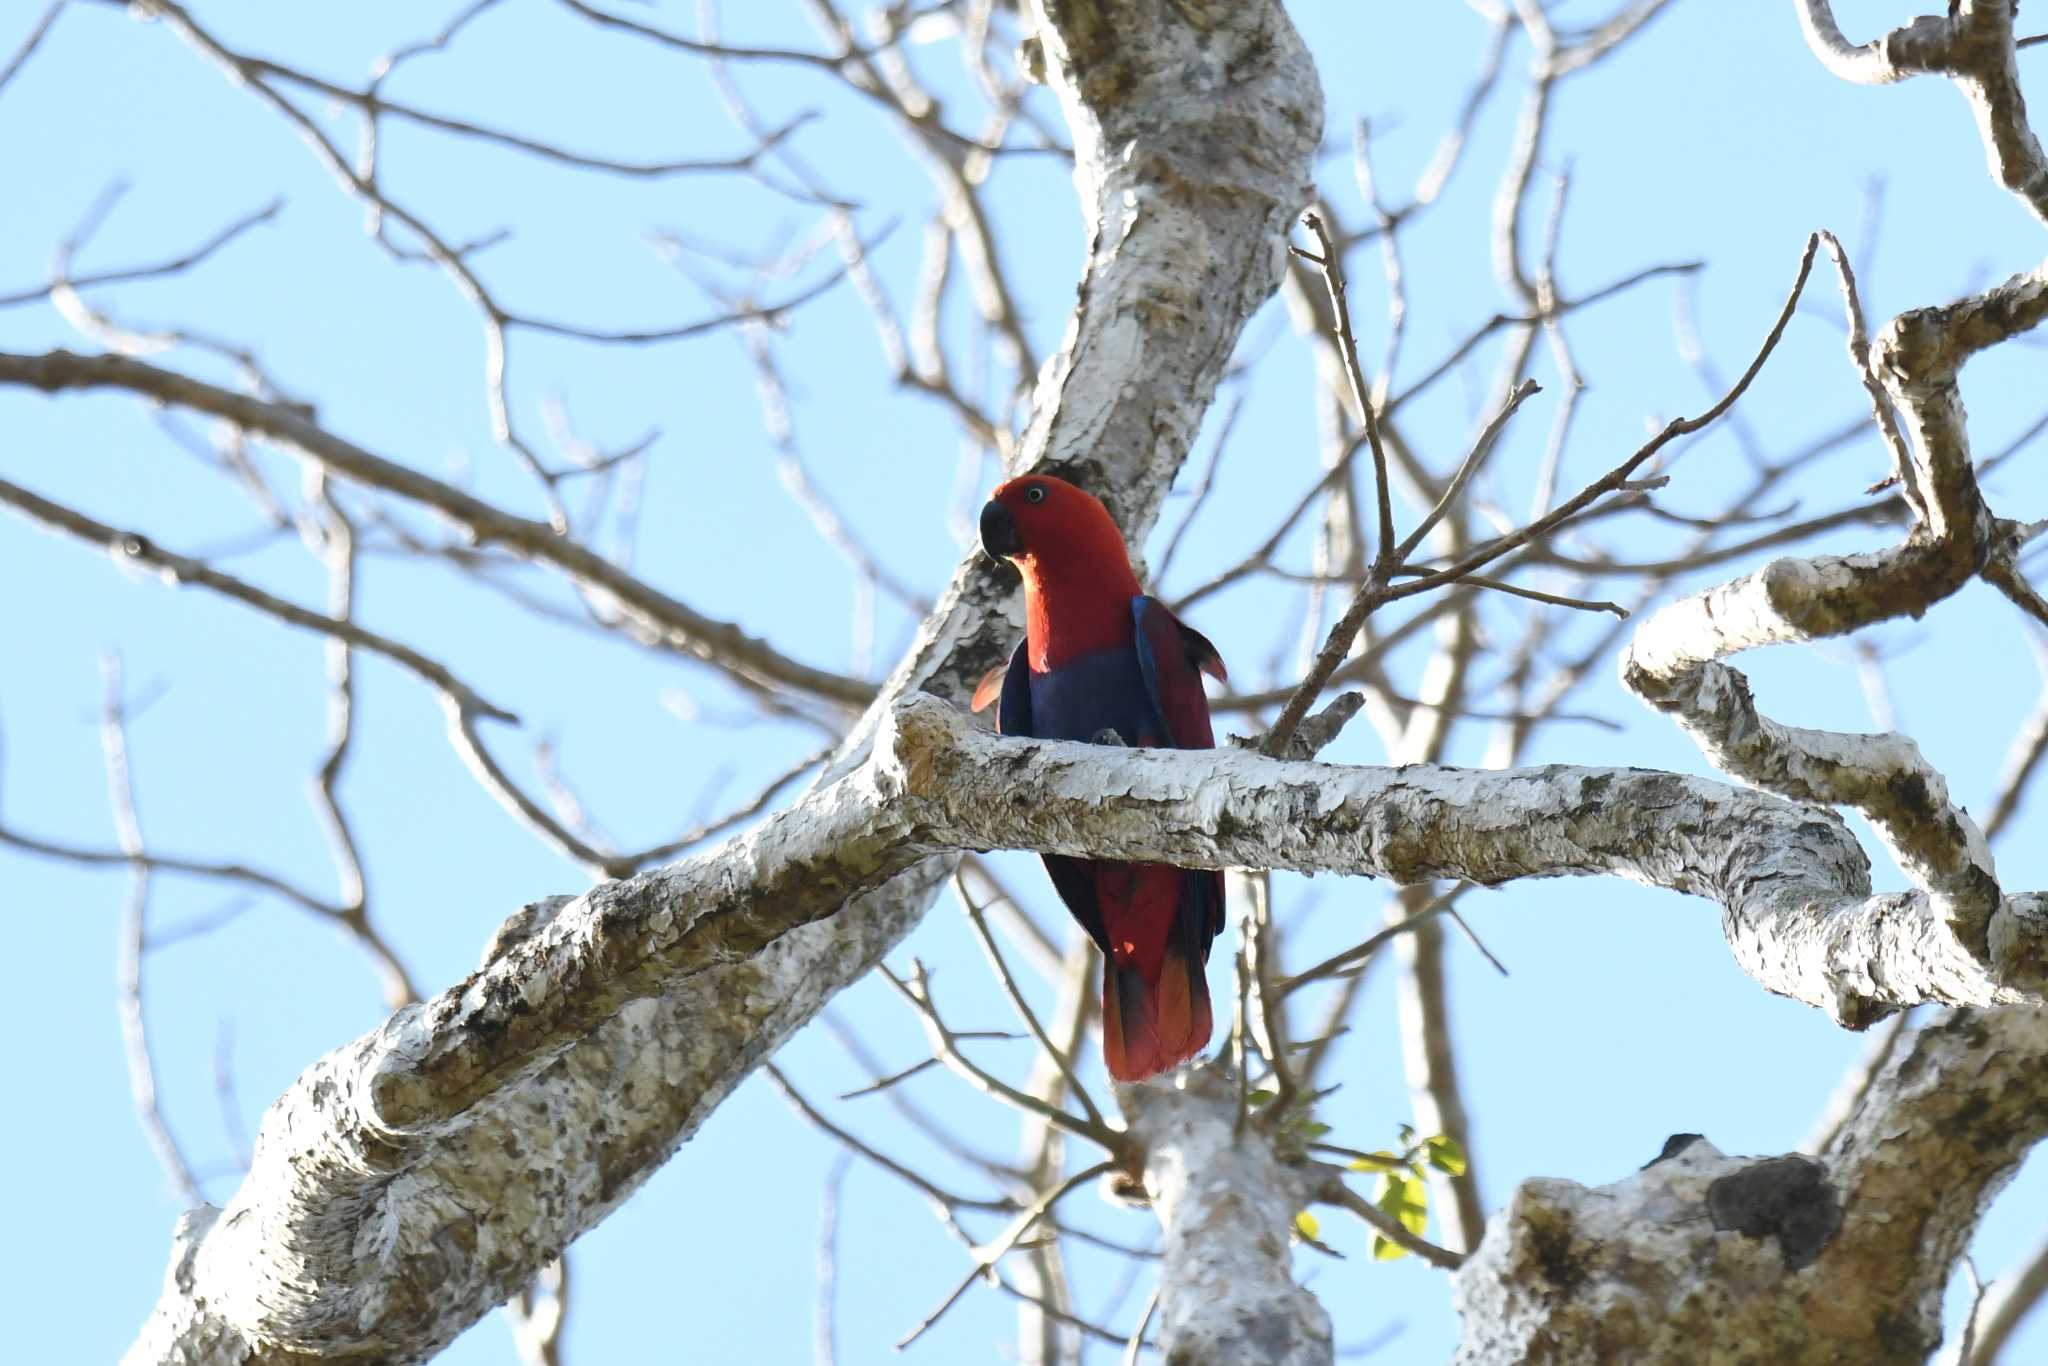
[123,0,1322,1360]
[1454,1008,2048,1364]
[119,2,2048,1364]
[1124,1069,1333,1365]
[125,681,2048,1363]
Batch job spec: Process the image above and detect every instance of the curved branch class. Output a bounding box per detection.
[122,0,1326,1356]
[1794,1,2048,225]
[1625,60,2048,1011]
[1791,0,1948,85]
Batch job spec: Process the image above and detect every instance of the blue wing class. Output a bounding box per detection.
[1130,597,1227,942]
[1131,597,1222,750]
[994,639,1033,738]
[995,638,1112,953]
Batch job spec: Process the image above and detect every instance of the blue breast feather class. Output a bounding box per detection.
[1025,645,1165,746]
[997,596,1206,749]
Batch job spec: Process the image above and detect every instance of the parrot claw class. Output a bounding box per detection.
[1090,727,1128,747]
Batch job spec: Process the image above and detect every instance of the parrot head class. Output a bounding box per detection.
[979,474,1133,579]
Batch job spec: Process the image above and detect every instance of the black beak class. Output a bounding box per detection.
[979,499,1023,561]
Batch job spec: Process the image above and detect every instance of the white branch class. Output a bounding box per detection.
[889,700,2047,1024]
[1628,7,2048,1010]
[122,690,2048,1360]
[1123,1068,1331,1365]
[121,0,1325,1357]
[1792,2,2048,223]
[1791,0,1947,85]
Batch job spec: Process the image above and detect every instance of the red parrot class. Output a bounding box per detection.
[974,475,1228,1082]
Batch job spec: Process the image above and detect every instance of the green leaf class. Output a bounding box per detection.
[1246,1088,1277,1108]
[1375,1172,1429,1237]
[1424,1134,1468,1177]
[1347,1149,1401,1172]
[1370,1233,1408,1262]
[1397,1122,1416,1146]
[1294,1210,1321,1241]
[1300,1121,1332,1141]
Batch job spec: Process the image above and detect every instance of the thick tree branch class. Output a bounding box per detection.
[122,0,1324,1356]
[1454,1008,2048,1364]
[122,689,2048,1360]
[1629,11,2048,1009]
[1793,1,2048,225]
[1123,1067,1332,1365]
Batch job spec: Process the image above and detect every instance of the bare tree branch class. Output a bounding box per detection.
[0,350,874,707]
[100,655,205,1208]
[119,0,1326,1354]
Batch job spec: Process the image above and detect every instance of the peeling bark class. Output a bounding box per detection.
[123,0,1322,1358]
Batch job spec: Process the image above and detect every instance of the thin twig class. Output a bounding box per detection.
[1295,211,1396,568]
[1390,568,1628,618]
[1444,905,1509,977]
[883,963,1124,1151]
[1282,886,1473,995]
[813,1153,849,1366]
[1313,1167,1466,1270]
[957,872,1105,1130]
[1386,233,1822,603]
[1259,369,1547,756]
[1123,1283,1160,1366]
[764,1062,1010,1217]
[100,655,204,1206]
[897,1161,1114,1350]
[0,474,515,721]
[0,0,63,102]
[1966,1233,2048,1364]
[0,198,281,311]
[1816,231,1921,516]
[1985,631,2048,840]
[1394,379,1543,564]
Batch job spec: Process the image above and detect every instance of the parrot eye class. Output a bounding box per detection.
[1023,484,1047,504]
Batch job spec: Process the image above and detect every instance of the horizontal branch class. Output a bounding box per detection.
[124,691,2048,1358]
[879,700,2045,1025]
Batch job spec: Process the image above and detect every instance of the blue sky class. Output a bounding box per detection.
[2,1,2044,1361]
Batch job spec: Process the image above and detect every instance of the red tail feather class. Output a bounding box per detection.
[1101,945,1212,1083]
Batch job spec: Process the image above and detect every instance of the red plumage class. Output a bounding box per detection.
[975,475,1227,1081]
